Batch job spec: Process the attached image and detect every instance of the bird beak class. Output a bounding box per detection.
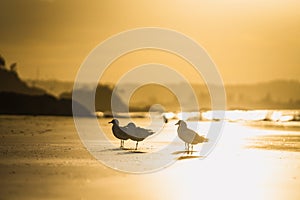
[175,121,179,125]
[108,120,113,124]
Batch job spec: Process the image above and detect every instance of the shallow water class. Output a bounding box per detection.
[0,115,299,199]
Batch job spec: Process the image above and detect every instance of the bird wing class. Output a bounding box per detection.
[178,127,207,144]
[112,125,130,140]
[125,124,154,140]
[178,127,195,143]
[119,125,129,133]
[191,134,208,144]
[134,127,155,138]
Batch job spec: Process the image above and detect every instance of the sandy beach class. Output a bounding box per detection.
[1,1,300,199]
[0,115,300,200]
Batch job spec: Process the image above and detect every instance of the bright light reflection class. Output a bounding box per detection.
[139,122,300,200]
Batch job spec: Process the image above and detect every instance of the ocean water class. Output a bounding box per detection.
[97,109,300,153]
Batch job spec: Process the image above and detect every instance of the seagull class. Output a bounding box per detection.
[108,119,130,148]
[162,115,168,123]
[175,120,208,153]
[124,122,155,150]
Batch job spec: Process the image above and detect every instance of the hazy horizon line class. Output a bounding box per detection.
[25,78,300,86]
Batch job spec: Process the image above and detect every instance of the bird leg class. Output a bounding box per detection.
[120,140,124,148]
[186,144,193,154]
[185,143,189,154]
[135,141,139,150]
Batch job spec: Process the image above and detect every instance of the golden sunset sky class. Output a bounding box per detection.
[0,0,299,84]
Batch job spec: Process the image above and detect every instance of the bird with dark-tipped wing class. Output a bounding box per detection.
[108,119,130,148]
[175,120,208,153]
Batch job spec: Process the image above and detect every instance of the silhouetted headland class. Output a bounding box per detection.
[0,65,45,95]
[0,65,91,116]
[0,92,91,116]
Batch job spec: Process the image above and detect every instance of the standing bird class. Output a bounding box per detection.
[108,119,130,148]
[162,114,168,124]
[175,120,208,153]
[124,122,155,150]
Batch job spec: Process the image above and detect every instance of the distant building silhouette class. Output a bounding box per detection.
[10,63,17,73]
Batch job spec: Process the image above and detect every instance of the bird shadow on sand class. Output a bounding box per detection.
[176,155,204,160]
[117,150,147,155]
[172,150,198,155]
[98,147,132,152]
[172,150,205,160]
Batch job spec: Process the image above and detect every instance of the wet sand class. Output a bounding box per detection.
[0,116,299,199]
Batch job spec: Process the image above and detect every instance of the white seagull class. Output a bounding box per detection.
[108,119,130,148]
[175,120,208,153]
[124,122,155,150]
